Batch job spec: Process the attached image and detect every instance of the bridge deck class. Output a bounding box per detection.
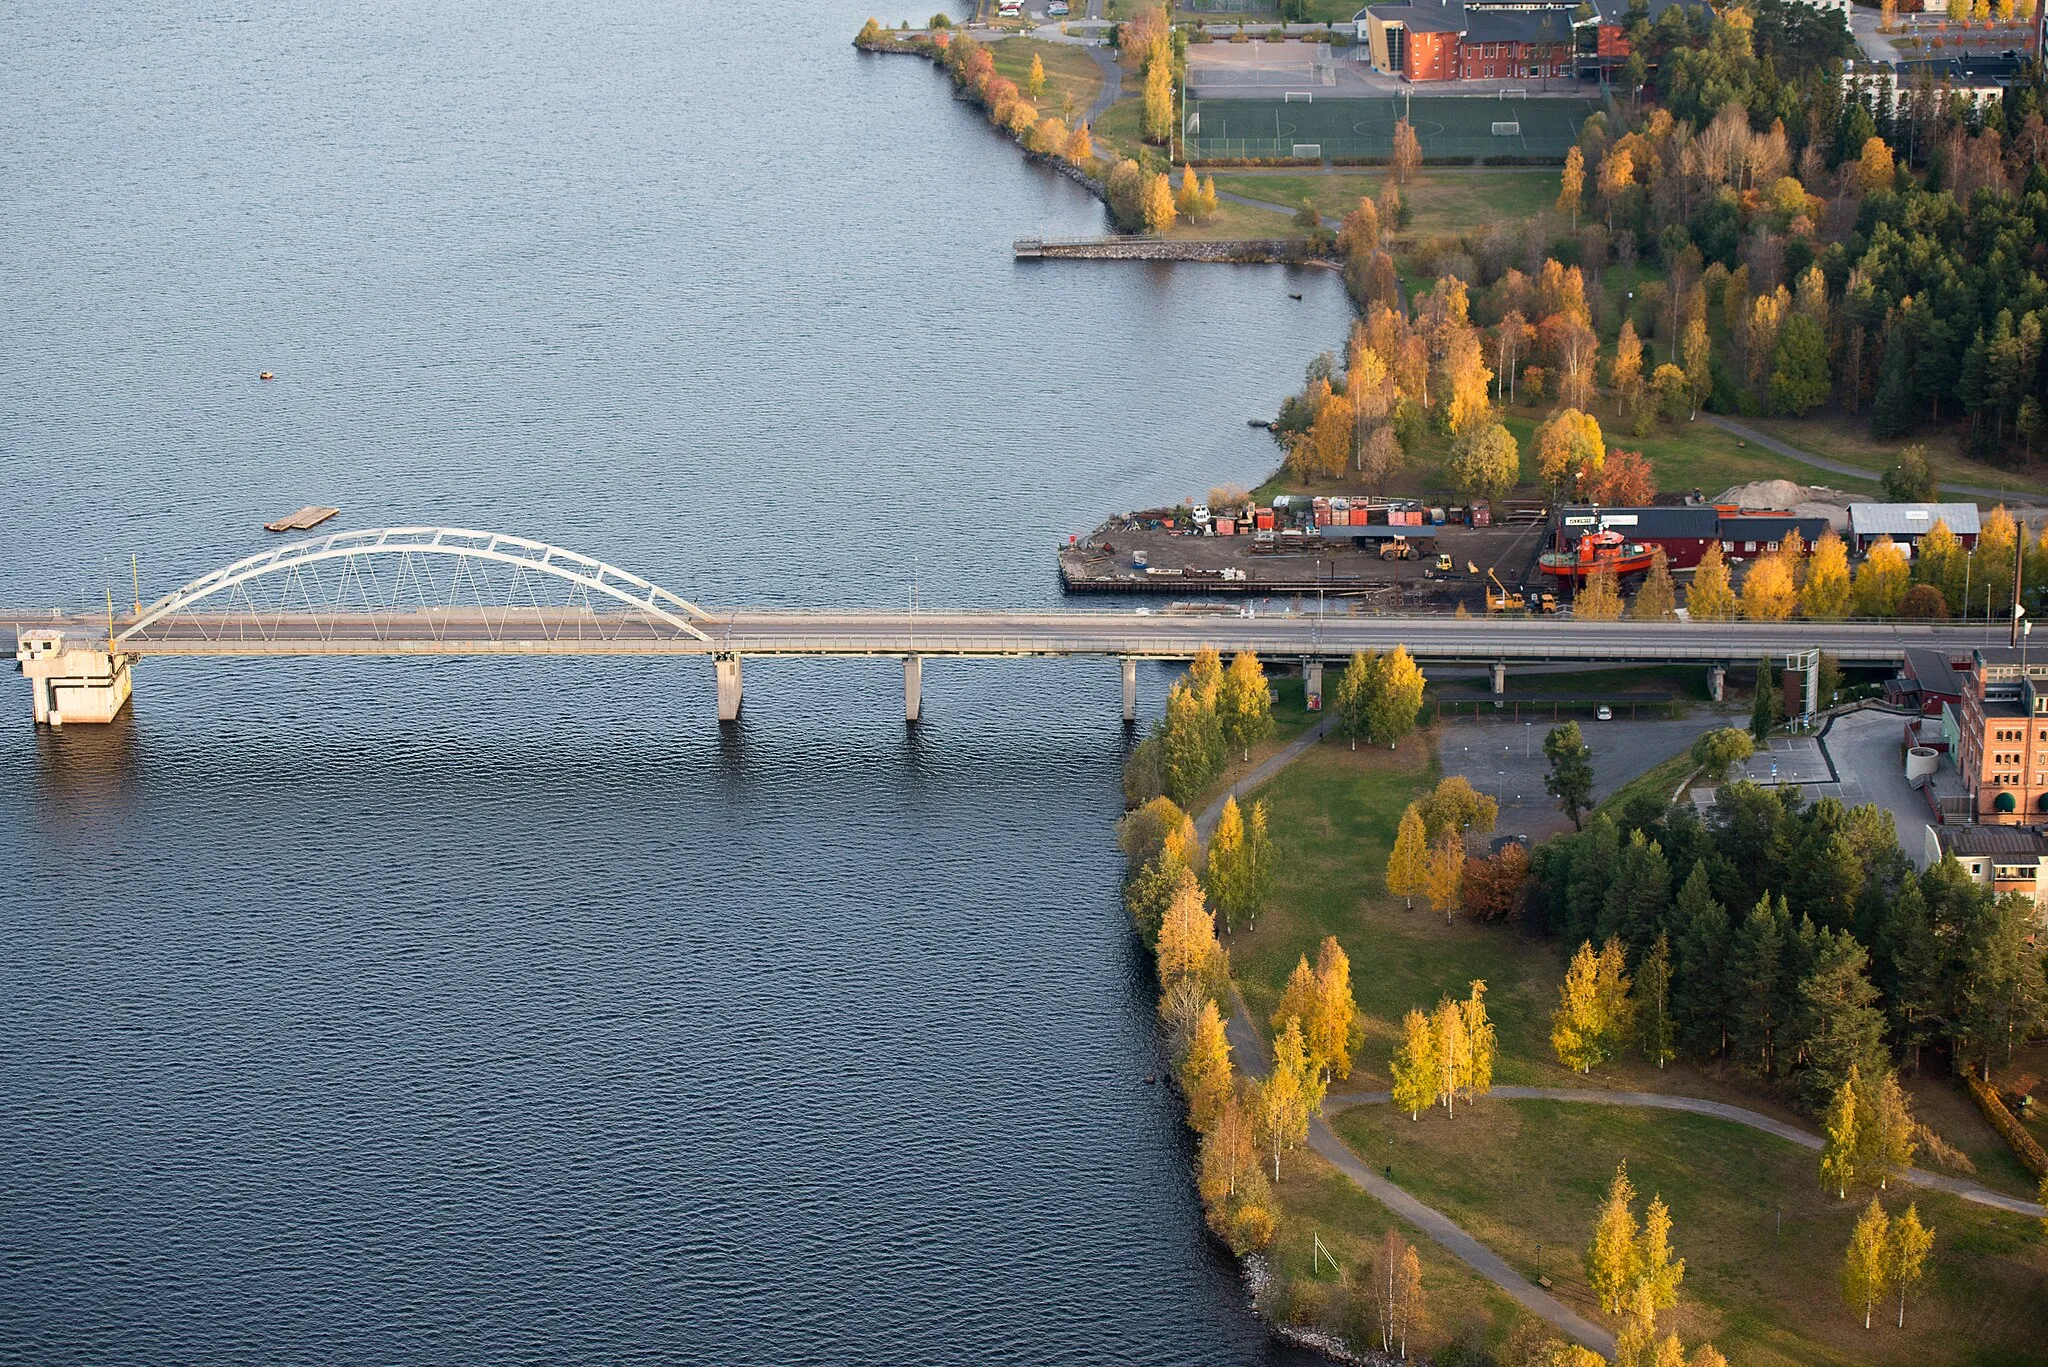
[3,610,2014,664]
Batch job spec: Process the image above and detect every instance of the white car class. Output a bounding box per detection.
[1049,0,1069,12]
[1596,705,1613,721]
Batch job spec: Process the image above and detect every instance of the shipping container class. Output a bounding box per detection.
[1215,517,1235,536]
[1255,508,1275,531]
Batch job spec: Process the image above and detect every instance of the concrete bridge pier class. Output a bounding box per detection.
[1121,657,1137,723]
[1491,662,1507,694]
[15,630,133,724]
[1707,665,1725,702]
[715,654,743,721]
[904,655,922,723]
[1305,659,1324,711]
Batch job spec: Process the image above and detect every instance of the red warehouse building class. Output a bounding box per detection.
[1557,505,1831,569]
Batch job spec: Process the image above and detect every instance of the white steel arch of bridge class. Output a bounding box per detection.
[117,527,716,645]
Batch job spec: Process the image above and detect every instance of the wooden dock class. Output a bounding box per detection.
[264,506,340,533]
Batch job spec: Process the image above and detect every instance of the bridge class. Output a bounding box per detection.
[4,525,2015,727]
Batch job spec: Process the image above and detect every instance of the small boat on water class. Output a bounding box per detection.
[1539,528,1653,580]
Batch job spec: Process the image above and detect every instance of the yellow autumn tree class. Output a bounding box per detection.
[1272,953,1318,1042]
[1155,868,1228,1004]
[1309,936,1362,1082]
[1687,540,1737,620]
[1064,121,1094,161]
[1853,536,1910,617]
[1390,1006,1440,1120]
[1387,806,1429,909]
[1257,1018,1324,1180]
[1588,1161,1640,1313]
[1552,939,1607,1073]
[1577,567,1624,621]
[1633,546,1677,620]
[1027,51,1046,98]
[1801,529,1852,619]
[1425,826,1465,923]
[1533,408,1606,493]
[1558,145,1585,228]
[1433,992,1470,1117]
[1741,546,1798,620]
[1180,998,1234,1133]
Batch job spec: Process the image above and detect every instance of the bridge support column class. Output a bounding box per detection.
[1491,662,1506,695]
[1707,665,1725,703]
[1305,659,1324,712]
[1121,657,1137,723]
[715,654,743,722]
[904,655,922,724]
[15,631,132,725]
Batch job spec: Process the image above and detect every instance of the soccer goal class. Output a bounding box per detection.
[1492,121,1522,136]
[1283,90,1314,103]
[1291,142,1323,158]
[1499,86,1528,99]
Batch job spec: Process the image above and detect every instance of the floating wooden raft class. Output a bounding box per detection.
[264,506,340,533]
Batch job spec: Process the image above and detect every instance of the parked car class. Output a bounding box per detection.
[1596,705,1613,721]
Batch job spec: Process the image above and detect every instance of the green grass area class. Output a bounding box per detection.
[1169,193,1304,239]
[990,37,1107,123]
[1497,401,1886,500]
[1210,169,1564,241]
[1595,747,1698,818]
[1331,1099,2048,1367]
[1091,96,1148,165]
[1434,665,1717,702]
[1229,735,1579,1084]
[1264,1145,1535,1357]
[1743,414,2048,500]
[1188,95,1597,162]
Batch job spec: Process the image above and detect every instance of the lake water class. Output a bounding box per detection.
[0,2,1352,1361]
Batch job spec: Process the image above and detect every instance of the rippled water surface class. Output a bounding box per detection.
[1,2,1351,1361]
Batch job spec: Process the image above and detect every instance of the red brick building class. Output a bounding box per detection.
[1356,0,1690,84]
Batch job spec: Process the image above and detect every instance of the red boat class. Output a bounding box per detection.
[1539,528,1654,580]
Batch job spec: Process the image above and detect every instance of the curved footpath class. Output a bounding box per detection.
[1327,1086,2046,1218]
[1702,414,2044,504]
[1191,723,2043,1362]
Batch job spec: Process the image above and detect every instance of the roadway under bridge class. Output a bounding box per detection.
[3,525,2018,726]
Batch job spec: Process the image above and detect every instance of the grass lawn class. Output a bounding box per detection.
[1170,194,1304,240]
[991,37,1106,125]
[1744,414,2048,501]
[1595,748,1698,817]
[1331,1099,2048,1367]
[1208,169,1562,241]
[1091,96,1148,165]
[1178,674,1317,815]
[1497,401,1886,500]
[1263,1144,1535,1356]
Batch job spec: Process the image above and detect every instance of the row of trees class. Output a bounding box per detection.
[1528,783,2048,1096]
[1332,646,1426,752]
[1123,648,1275,807]
[935,33,1097,168]
[1389,981,1497,1121]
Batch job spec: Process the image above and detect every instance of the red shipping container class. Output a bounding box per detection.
[1216,517,1235,536]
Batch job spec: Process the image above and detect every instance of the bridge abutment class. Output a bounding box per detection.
[1122,657,1137,723]
[1707,665,1725,702]
[715,655,743,721]
[904,655,922,723]
[16,631,133,724]
[1491,662,1506,695]
[1304,659,1324,711]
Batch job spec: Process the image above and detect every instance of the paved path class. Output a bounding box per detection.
[1305,1114,1617,1357]
[1195,713,1335,839]
[1326,1085,2047,1218]
[1702,415,2041,503]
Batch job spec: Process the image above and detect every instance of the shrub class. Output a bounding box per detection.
[1966,1072,2048,1177]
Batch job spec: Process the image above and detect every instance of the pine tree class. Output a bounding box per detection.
[1886,1203,1932,1329]
[1751,655,1782,741]
[1310,936,1362,1082]
[1588,1161,1641,1313]
[1426,827,1465,924]
[1638,933,1676,1068]
[1730,895,1789,1076]
[1822,1065,1862,1199]
[1387,806,1429,910]
[1795,929,1888,1106]
[1670,864,1733,1056]
[1552,940,1608,1073]
[1391,1006,1440,1120]
[1180,999,1234,1133]
[1841,1197,1891,1330]
[1216,651,1274,760]
[1601,829,1672,955]
[1544,721,1596,830]
[1687,540,1737,620]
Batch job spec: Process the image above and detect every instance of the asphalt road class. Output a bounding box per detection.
[5,609,2018,663]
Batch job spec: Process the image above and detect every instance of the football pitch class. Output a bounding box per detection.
[1186,95,1600,162]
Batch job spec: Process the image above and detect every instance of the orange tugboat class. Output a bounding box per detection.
[1539,528,1654,580]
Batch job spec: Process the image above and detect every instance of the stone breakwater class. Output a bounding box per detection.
[1015,237,1322,263]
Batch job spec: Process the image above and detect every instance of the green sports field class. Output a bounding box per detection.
[1186,94,1599,161]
